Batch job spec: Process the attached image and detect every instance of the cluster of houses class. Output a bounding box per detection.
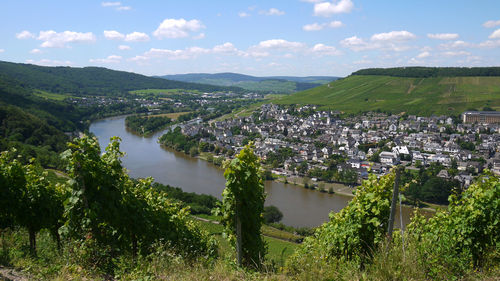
[180,104,500,187]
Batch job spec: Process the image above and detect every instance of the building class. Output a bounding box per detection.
[462,111,500,124]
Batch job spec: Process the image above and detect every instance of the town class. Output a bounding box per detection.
[176,104,500,190]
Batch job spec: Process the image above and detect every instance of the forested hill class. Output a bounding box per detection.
[0,61,244,96]
[352,67,500,78]
[160,72,339,93]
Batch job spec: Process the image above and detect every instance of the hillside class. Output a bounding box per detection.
[352,66,500,78]
[0,61,243,96]
[275,75,500,115]
[159,72,339,93]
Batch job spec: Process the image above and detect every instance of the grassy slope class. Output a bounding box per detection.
[275,75,500,115]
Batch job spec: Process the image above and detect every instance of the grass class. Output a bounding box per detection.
[3,227,497,280]
[129,88,201,96]
[32,90,76,101]
[144,111,191,120]
[191,217,300,264]
[274,75,500,115]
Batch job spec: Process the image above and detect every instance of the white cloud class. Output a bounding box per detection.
[259,8,285,16]
[328,21,344,28]
[301,0,322,2]
[118,45,130,50]
[37,30,96,48]
[353,59,372,64]
[427,33,459,40]
[489,28,500,39]
[25,59,73,66]
[29,48,42,54]
[16,30,35,39]
[340,36,370,51]
[416,51,430,58]
[212,42,240,54]
[101,2,121,7]
[478,40,500,48]
[256,39,305,50]
[0,49,4,53]
[314,0,354,17]
[341,31,416,52]
[438,40,472,50]
[303,23,324,31]
[90,55,122,63]
[125,32,149,42]
[144,47,210,60]
[193,33,205,40]
[310,43,342,56]
[104,30,125,40]
[103,31,148,42]
[483,20,500,28]
[370,30,416,41]
[238,12,250,18]
[153,18,205,39]
[130,42,272,62]
[102,2,131,11]
[442,51,470,57]
[303,20,343,31]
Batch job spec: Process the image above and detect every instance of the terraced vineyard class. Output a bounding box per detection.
[275,75,500,115]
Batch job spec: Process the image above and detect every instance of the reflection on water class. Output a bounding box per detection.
[90,116,428,228]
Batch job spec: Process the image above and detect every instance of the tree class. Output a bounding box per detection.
[263,206,283,224]
[218,144,267,268]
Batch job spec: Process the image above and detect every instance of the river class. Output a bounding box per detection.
[90,116,422,228]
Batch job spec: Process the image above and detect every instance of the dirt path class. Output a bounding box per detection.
[0,267,28,281]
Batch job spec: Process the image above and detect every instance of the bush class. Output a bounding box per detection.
[287,171,394,270]
[263,206,283,224]
[407,173,500,278]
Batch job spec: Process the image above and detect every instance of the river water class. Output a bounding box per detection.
[90,116,422,228]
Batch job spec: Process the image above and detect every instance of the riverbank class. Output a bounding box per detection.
[196,151,440,213]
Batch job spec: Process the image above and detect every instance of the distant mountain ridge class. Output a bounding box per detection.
[159,72,339,93]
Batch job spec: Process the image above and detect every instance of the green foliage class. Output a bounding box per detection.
[159,127,199,155]
[0,150,64,253]
[407,173,500,278]
[217,144,267,268]
[125,115,172,136]
[152,182,219,215]
[263,206,283,224]
[59,135,217,270]
[288,171,394,267]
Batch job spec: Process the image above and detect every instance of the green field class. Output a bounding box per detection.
[129,88,201,96]
[192,218,300,264]
[274,75,500,115]
[32,90,76,101]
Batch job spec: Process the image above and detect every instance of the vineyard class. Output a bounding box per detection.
[0,136,499,280]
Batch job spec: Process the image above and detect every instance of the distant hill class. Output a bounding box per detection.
[0,61,244,96]
[159,72,339,93]
[274,73,500,116]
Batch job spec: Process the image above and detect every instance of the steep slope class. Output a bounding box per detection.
[0,61,244,96]
[160,72,339,93]
[275,75,500,115]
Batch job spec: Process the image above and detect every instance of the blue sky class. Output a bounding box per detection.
[1,0,499,77]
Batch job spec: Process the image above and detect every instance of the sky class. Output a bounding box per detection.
[1,0,500,77]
